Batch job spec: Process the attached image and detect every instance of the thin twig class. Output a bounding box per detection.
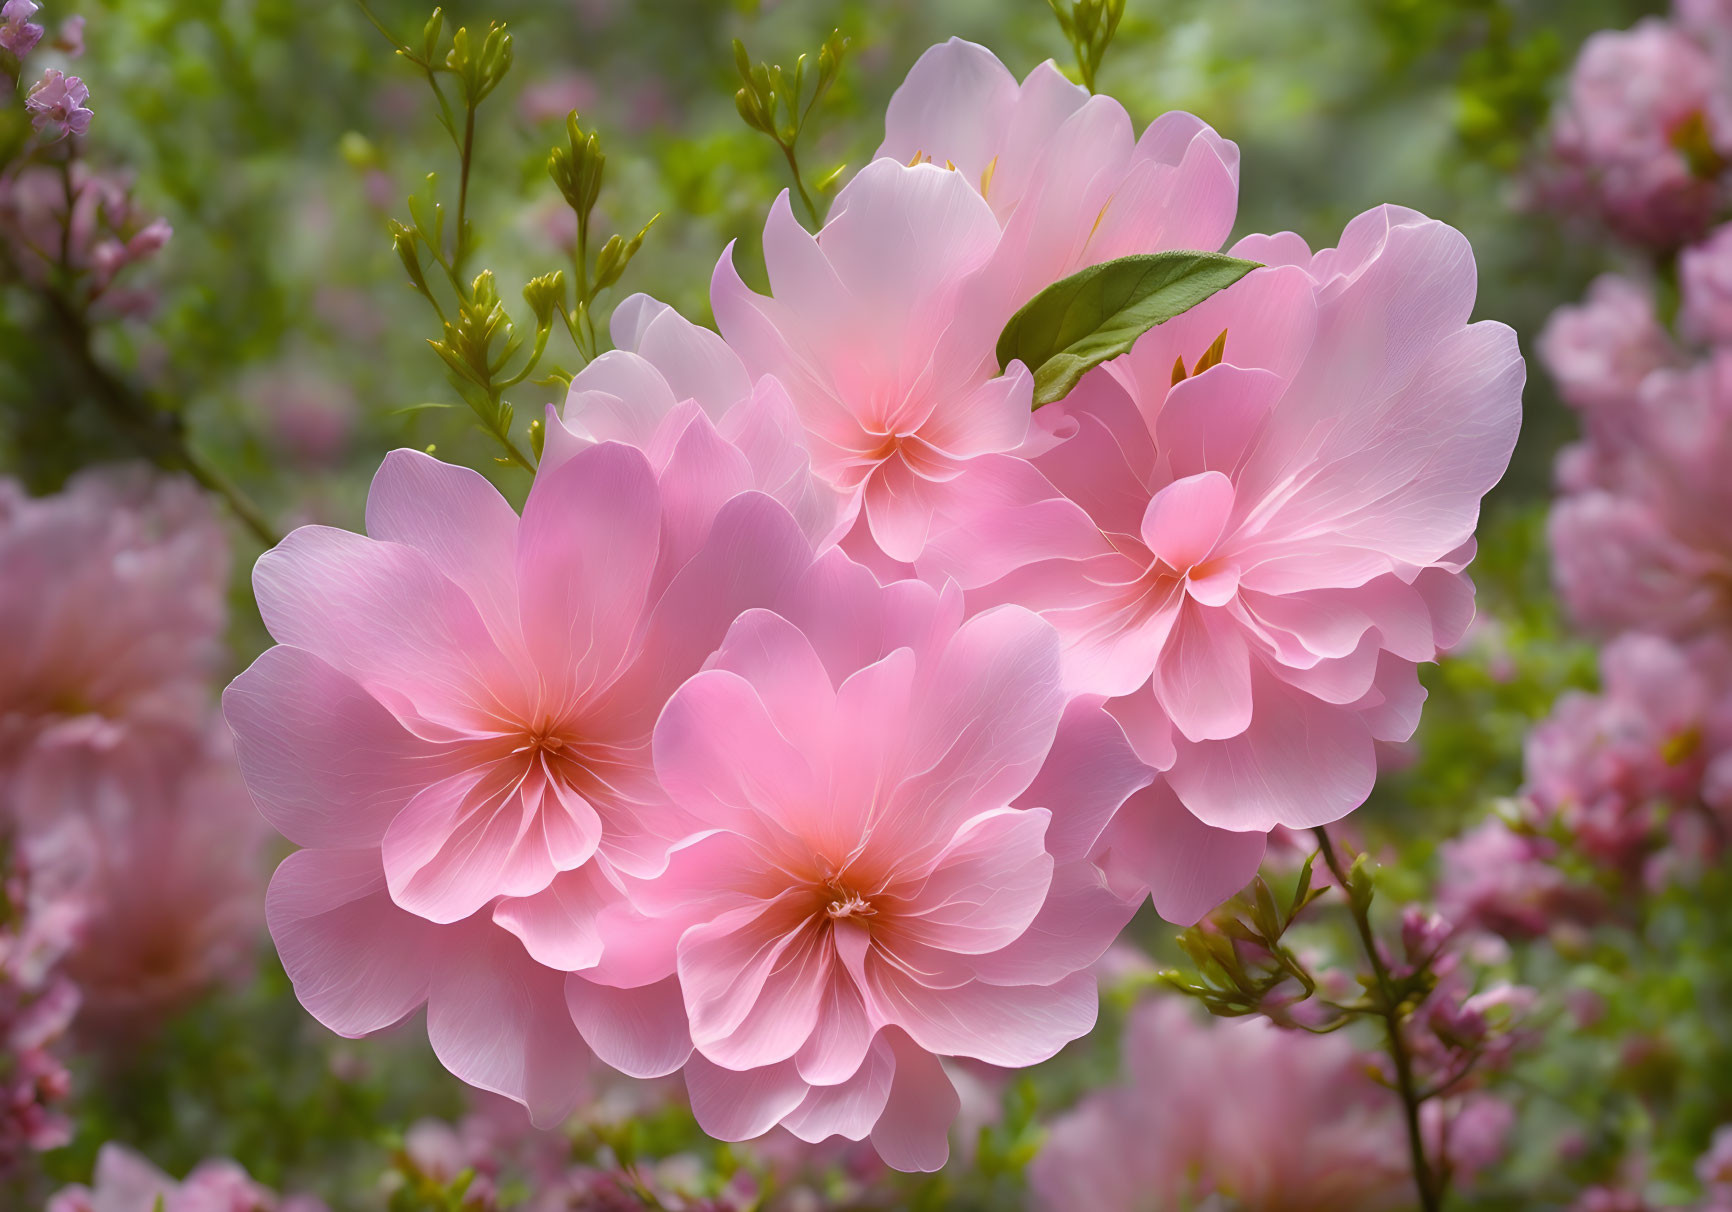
[1313,826,1442,1212]
[39,289,282,547]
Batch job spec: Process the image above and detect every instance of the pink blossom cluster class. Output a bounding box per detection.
[48,1143,327,1212]
[1028,996,1511,1211]
[0,468,265,1039]
[1439,633,1732,939]
[1534,5,1732,249]
[0,164,172,315]
[228,39,1521,1169]
[0,3,170,318]
[1566,1123,1732,1212]
[1530,47,1732,903]
[0,837,81,1173]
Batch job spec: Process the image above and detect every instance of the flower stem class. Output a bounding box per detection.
[1312,825,1441,1212]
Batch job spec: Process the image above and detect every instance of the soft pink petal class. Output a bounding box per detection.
[782,1037,895,1143]
[893,808,1054,955]
[382,764,601,923]
[1166,663,1377,830]
[877,37,1019,183]
[684,1053,809,1142]
[253,525,514,728]
[223,645,444,849]
[869,1028,961,1173]
[890,606,1065,837]
[426,917,593,1128]
[265,849,436,1037]
[364,448,525,657]
[515,442,661,701]
[564,974,693,1078]
[1141,471,1235,571]
[868,962,1097,1067]
[1014,698,1155,862]
[1151,600,1254,743]
[1095,779,1267,923]
[492,860,623,972]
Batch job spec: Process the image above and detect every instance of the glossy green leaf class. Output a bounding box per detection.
[996,251,1261,407]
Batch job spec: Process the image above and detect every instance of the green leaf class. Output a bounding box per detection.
[996,251,1261,408]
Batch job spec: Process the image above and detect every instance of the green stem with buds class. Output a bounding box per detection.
[1312,825,1442,1212]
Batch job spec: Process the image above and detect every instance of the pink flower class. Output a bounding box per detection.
[1028,998,1414,1211]
[1699,1124,1732,1196]
[0,467,227,796]
[876,38,1240,322]
[924,205,1521,837]
[1549,356,1732,639]
[52,13,82,56]
[712,159,1036,564]
[554,292,851,552]
[516,70,598,124]
[565,555,1139,1170]
[0,165,172,308]
[1538,275,1678,414]
[712,41,1240,566]
[1683,223,1732,345]
[0,0,43,56]
[48,1143,328,1212]
[25,67,92,140]
[1537,18,1731,248]
[16,726,266,1037]
[1523,632,1732,882]
[243,364,356,468]
[1436,817,1585,940]
[227,443,821,1125]
[0,839,81,1173]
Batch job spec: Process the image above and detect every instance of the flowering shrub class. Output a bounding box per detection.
[4,0,1732,1209]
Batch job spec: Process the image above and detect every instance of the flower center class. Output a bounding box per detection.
[823,879,876,921]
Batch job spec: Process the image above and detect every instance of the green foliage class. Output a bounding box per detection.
[731,28,849,226]
[995,251,1261,407]
[1046,0,1126,93]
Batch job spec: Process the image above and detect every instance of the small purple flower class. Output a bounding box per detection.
[0,0,43,57]
[24,68,91,141]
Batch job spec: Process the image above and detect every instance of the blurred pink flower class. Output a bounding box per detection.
[243,363,357,468]
[25,67,92,140]
[0,467,226,796]
[48,1143,328,1212]
[228,443,822,1125]
[517,70,597,124]
[1523,632,1732,880]
[1538,275,1678,416]
[1029,998,1414,1211]
[0,0,42,56]
[924,205,1521,837]
[1699,1123,1732,1196]
[0,838,81,1173]
[1683,223,1732,345]
[1537,18,1731,248]
[16,726,266,1037]
[1436,817,1585,939]
[567,556,1136,1171]
[1549,355,1732,639]
[0,165,172,310]
[52,13,82,56]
